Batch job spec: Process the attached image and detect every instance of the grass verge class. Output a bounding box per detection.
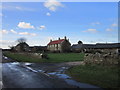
[66,65,118,88]
[3,52,84,63]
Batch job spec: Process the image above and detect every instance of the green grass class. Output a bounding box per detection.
[47,53,84,62]
[3,52,46,63]
[66,65,119,88]
[3,52,84,63]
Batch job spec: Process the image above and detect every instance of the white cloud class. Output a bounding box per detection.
[46,12,51,16]
[1,28,37,36]
[49,6,56,11]
[106,28,113,31]
[91,22,100,25]
[19,32,36,36]
[39,25,46,30]
[83,29,98,33]
[111,23,117,27]
[18,22,35,29]
[10,29,17,34]
[15,6,35,11]
[0,40,13,45]
[0,40,16,49]
[0,30,9,34]
[44,0,64,12]
[2,5,35,12]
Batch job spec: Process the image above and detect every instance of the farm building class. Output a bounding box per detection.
[47,36,71,52]
[14,42,30,52]
[29,46,47,52]
[71,41,120,54]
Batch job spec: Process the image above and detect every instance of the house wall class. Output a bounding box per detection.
[14,44,29,52]
[47,44,61,52]
[61,40,71,52]
[14,46,21,52]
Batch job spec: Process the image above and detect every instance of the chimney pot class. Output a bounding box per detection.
[58,37,60,40]
[64,36,67,40]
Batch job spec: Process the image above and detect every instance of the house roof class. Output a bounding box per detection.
[94,43,120,49]
[29,46,47,49]
[16,42,29,47]
[71,44,82,49]
[48,39,65,45]
[71,43,120,49]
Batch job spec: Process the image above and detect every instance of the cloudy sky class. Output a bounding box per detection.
[0,1,118,49]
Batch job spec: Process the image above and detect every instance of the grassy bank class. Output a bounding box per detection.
[66,65,118,88]
[3,52,84,63]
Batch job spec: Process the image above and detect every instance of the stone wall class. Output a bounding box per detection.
[84,52,119,65]
[84,48,119,54]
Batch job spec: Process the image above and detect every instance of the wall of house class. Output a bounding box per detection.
[14,44,29,52]
[15,46,21,52]
[47,44,61,52]
[72,48,83,53]
[61,40,71,52]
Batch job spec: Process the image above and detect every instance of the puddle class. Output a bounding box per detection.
[65,79,99,88]
[11,62,20,65]
[26,66,38,73]
[47,71,99,88]
[25,63,32,66]
[48,72,71,79]
[47,66,71,79]
[38,70,45,73]
[56,74,71,79]
[47,66,100,88]
[3,56,8,60]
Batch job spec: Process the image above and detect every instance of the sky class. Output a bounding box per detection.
[0,1,118,49]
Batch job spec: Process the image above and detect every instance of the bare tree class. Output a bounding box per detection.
[17,38,27,44]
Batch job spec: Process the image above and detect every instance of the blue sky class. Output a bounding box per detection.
[0,1,118,49]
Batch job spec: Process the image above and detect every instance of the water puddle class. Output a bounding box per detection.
[65,79,99,88]
[25,66,38,73]
[46,66,71,79]
[11,62,20,65]
[25,63,32,66]
[3,56,8,60]
[46,66,100,88]
[38,70,45,73]
[48,72,71,79]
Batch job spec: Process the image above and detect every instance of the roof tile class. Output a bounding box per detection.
[48,39,65,45]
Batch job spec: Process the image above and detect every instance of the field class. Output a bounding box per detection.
[66,65,118,88]
[3,52,84,63]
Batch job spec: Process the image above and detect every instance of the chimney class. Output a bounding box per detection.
[58,37,60,40]
[50,39,52,42]
[64,36,67,40]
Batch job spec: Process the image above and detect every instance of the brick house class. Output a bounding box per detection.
[47,36,71,52]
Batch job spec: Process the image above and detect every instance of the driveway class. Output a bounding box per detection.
[2,55,101,89]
